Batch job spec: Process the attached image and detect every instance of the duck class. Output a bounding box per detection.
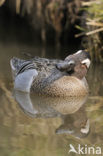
[10,50,91,97]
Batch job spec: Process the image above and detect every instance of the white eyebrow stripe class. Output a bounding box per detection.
[81,58,91,68]
[75,50,82,55]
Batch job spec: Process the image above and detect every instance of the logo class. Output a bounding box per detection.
[68,144,102,155]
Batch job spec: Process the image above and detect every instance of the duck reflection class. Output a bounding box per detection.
[13,90,90,138]
[56,106,90,138]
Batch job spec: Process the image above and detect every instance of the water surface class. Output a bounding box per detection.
[0,40,103,156]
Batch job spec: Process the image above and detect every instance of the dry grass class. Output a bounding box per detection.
[75,0,103,62]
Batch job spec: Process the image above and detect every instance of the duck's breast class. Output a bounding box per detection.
[42,76,88,97]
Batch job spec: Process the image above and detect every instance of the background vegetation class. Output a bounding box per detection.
[80,0,103,62]
[0,0,103,62]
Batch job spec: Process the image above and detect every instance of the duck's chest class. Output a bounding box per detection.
[44,76,88,96]
[31,75,88,97]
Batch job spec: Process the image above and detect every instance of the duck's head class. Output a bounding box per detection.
[65,50,91,68]
[56,50,91,79]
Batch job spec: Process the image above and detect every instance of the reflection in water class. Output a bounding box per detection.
[56,108,90,139]
[14,90,89,138]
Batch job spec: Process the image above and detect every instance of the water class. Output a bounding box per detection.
[0,40,103,156]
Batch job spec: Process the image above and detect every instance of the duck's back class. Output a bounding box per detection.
[10,57,62,78]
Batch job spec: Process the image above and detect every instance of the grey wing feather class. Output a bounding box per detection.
[10,57,26,79]
[10,56,63,80]
[10,57,36,79]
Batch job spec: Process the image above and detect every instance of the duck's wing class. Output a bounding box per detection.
[10,57,38,78]
[31,56,61,64]
[10,57,65,93]
[10,57,27,79]
[22,57,63,77]
[10,57,38,92]
[14,69,38,92]
[10,57,60,78]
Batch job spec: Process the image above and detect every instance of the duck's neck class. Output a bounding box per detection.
[71,64,87,80]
